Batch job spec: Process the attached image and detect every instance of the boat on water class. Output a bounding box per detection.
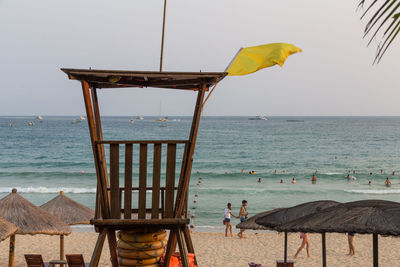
[28,121,35,126]
[9,121,15,127]
[80,116,85,121]
[71,119,82,124]
[36,115,43,121]
[248,115,268,121]
[155,117,168,122]
[136,115,144,120]
[130,119,135,124]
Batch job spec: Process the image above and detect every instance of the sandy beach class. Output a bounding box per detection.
[1,231,400,266]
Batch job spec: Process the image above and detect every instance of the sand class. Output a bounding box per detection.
[1,231,400,266]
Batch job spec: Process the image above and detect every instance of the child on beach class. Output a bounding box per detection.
[224,203,238,237]
[238,200,249,238]
[294,233,311,258]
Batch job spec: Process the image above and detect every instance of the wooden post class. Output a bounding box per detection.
[176,228,190,267]
[373,233,379,267]
[284,231,288,267]
[8,234,15,267]
[82,81,117,267]
[159,0,167,71]
[90,230,107,267]
[60,235,65,262]
[322,233,326,267]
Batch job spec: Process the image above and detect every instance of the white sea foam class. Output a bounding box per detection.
[345,189,400,195]
[0,187,96,194]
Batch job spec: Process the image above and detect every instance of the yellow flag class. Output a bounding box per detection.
[226,43,302,76]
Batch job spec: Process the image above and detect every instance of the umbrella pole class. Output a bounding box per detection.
[373,233,378,267]
[9,234,15,267]
[60,234,64,261]
[322,233,326,267]
[284,231,288,267]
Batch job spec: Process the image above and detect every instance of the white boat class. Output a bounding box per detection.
[36,115,43,120]
[28,121,35,126]
[80,116,85,121]
[249,115,268,121]
[136,115,144,120]
[130,119,135,124]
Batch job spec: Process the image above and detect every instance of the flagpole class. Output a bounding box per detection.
[159,0,167,72]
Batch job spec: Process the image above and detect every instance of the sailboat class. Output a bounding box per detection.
[155,101,168,122]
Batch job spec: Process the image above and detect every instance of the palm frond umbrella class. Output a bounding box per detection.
[0,217,17,242]
[0,189,71,267]
[41,191,94,261]
[276,199,400,267]
[254,200,340,266]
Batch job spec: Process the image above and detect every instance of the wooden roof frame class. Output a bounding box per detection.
[61,68,227,90]
[62,68,226,267]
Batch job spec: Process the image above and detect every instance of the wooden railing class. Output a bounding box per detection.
[97,140,189,220]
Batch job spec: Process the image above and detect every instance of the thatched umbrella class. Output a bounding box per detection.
[0,217,17,242]
[0,189,71,267]
[236,209,282,230]
[254,200,340,266]
[276,199,400,267]
[41,191,94,261]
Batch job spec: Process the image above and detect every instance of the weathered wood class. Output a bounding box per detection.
[91,218,189,227]
[81,81,110,219]
[60,235,64,262]
[322,233,326,267]
[8,234,15,267]
[97,140,188,145]
[183,227,195,253]
[164,230,176,267]
[110,144,120,219]
[165,144,176,218]
[139,144,148,219]
[106,229,118,267]
[373,233,379,267]
[124,144,133,219]
[174,85,206,217]
[152,144,162,219]
[176,228,190,267]
[89,230,106,267]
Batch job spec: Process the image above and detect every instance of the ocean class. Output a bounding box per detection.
[1,116,400,229]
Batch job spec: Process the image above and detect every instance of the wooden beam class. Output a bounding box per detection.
[110,144,120,219]
[124,144,133,219]
[165,144,176,218]
[176,228,190,267]
[373,233,379,267]
[322,233,326,267]
[97,140,188,145]
[152,144,162,219]
[91,218,189,227]
[139,144,148,219]
[89,230,106,267]
[174,84,207,217]
[106,229,118,267]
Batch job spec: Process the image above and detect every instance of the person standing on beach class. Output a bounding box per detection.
[294,233,311,258]
[224,203,238,237]
[238,200,248,238]
[347,233,356,256]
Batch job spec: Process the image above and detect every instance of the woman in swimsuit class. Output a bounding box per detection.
[294,233,311,258]
[238,200,248,238]
[347,232,356,256]
[224,203,238,237]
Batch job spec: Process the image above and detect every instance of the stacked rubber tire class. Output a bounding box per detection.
[117,229,167,267]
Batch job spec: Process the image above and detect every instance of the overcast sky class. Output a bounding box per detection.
[0,0,399,116]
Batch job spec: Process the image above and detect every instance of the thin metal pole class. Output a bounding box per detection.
[322,233,326,267]
[284,231,288,267]
[373,233,379,267]
[159,0,167,71]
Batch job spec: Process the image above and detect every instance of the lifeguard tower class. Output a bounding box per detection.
[62,69,227,267]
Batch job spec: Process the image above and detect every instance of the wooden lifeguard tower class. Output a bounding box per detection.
[62,68,227,267]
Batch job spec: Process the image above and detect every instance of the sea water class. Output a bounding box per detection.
[1,116,400,229]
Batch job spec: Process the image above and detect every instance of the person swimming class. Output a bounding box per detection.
[312,174,317,184]
[280,179,284,183]
[273,170,278,174]
[347,174,351,180]
[370,172,373,176]
[249,170,256,175]
[292,177,296,184]
[257,178,262,183]
[368,181,372,186]
[385,177,392,187]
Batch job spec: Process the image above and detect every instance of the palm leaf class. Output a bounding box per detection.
[360,0,400,63]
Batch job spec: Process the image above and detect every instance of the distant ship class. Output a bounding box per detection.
[249,115,268,121]
[36,115,43,121]
[130,119,135,124]
[28,121,35,126]
[9,121,15,127]
[155,117,168,122]
[80,116,85,121]
[136,115,144,120]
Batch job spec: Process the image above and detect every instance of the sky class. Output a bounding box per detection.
[0,0,399,116]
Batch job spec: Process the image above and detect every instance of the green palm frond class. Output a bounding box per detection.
[359,0,400,63]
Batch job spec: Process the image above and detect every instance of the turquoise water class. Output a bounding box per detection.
[1,116,400,229]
